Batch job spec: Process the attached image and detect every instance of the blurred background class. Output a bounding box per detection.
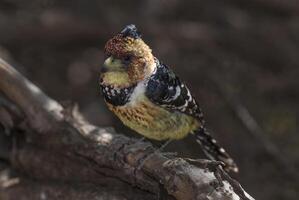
[0,0,298,199]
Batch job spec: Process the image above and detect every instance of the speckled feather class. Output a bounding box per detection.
[99,80,135,106]
[146,59,205,124]
[106,96,199,140]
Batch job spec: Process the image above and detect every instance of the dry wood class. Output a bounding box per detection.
[0,58,254,200]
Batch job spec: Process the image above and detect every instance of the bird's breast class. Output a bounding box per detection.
[106,94,200,141]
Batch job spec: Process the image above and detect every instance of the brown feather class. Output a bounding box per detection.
[104,34,155,84]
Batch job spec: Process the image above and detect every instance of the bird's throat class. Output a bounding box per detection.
[101,71,131,87]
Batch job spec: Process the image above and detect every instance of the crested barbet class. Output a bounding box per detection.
[99,24,238,172]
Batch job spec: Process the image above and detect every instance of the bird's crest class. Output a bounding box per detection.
[120,24,141,39]
[104,24,152,60]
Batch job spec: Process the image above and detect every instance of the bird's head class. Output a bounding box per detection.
[101,24,155,88]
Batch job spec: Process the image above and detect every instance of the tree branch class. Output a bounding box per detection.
[0,58,254,200]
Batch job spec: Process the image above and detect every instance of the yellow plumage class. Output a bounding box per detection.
[106,94,199,140]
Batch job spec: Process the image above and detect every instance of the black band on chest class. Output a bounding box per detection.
[100,84,135,106]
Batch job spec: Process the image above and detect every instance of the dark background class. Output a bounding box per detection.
[0,0,298,199]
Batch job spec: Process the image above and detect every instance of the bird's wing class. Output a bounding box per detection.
[145,60,204,123]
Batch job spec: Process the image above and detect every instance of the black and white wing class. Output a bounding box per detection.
[145,60,239,172]
[145,60,204,123]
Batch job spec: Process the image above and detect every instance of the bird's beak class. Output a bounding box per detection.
[101,56,123,73]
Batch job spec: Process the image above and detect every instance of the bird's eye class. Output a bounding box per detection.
[123,56,131,65]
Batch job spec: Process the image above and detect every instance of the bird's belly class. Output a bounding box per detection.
[106,98,199,141]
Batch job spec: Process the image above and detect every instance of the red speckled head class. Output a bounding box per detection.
[103,25,155,83]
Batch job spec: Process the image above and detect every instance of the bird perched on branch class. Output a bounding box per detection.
[99,24,238,172]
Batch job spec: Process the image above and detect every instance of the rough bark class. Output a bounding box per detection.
[0,58,254,200]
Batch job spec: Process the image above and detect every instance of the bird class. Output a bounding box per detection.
[99,24,238,172]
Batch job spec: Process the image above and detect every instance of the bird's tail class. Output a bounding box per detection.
[194,128,239,173]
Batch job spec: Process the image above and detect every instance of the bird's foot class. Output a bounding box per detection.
[184,158,225,170]
[135,136,146,143]
[135,139,173,171]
